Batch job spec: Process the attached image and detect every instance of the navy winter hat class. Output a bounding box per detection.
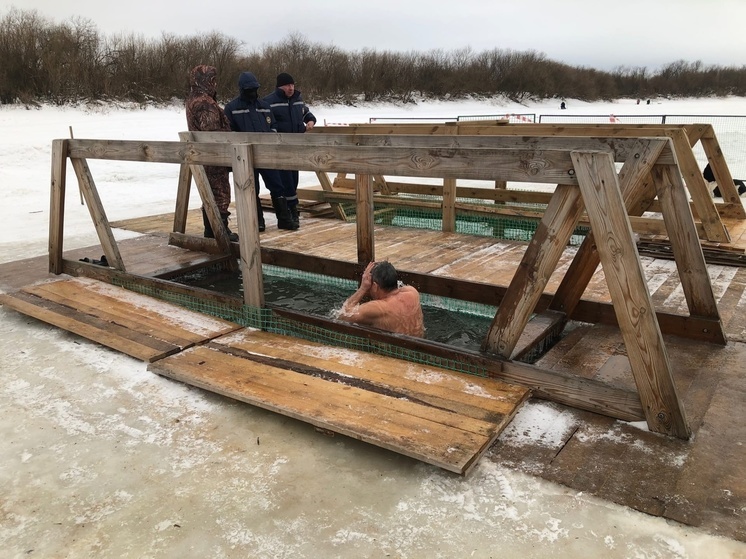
[276,73,295,87]
[238,71,260,90]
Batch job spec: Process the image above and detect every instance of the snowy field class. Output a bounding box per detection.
[1,97,746,558]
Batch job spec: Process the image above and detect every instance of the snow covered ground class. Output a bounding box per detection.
[1,96,746,558]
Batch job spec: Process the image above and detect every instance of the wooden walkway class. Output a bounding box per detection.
[112,208,746,342]
[0,276,529,476]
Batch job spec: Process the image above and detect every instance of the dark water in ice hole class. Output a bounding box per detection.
[174,269,494,352]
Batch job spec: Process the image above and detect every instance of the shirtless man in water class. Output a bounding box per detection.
[337,261,425,337]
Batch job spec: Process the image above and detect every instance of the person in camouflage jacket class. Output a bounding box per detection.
[185,65,237,241]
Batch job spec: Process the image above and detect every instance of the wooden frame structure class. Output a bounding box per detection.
[308,122,745,243]
[48,132,730,439]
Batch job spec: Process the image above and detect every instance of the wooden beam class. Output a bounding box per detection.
[700,127,746,218]
[316,171,347,221]
[174,131,194,233]
[356,174,375,264]
[189,164,234,254]
[549,138,667,318]
[482,183,586,358]
[232,144,264,308]
[664,128,729,243]
[70,157,126,272]
[573,150,690,439]
[49,139,67,275]
[272,308,645,422]
[652,163,723,323]
[442,178,457,232]
[66,139,579,184]
[189,130,678,165]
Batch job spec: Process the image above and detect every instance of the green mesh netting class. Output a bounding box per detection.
[112,266,499,378]
[112,188,577,375]
[334,195,590,245]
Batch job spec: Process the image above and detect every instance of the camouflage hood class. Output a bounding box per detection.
[189,65,218,99]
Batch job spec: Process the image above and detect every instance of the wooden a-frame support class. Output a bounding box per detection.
[479,140,720,438]
[49,134,729,439]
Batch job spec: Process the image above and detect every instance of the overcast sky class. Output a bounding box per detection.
[5,0,746,71]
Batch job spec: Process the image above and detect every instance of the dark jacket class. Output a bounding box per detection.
[263,87,316,133]
[186,65,231,133]
[224,72,277,133]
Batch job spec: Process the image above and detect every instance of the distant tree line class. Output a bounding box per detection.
[2,8,746,106]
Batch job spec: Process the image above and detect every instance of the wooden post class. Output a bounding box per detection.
[49,139,68,274]
[316,171,348,221]
[665,128,730,243]
[482,183,585,358]
[442,178,457,232]
[232,144,264,308]
[190,164,233,253]
[573,150,690,439]
[549,139,666,318]
[442,124,458,232]
[652,163,723,323]
[356,174,375,264]
[70,158,126,272]
[699,127,746,218]
[174,131,194,233]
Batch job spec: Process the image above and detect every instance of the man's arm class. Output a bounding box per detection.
[338,262,377,324]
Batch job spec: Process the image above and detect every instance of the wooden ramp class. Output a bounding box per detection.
[149,329,530,475]
[0,277,242,362]
[0,277,530,475]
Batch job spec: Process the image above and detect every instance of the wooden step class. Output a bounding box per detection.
[0,277,241,362]
[149,328,530,475]
[1,276,530,474]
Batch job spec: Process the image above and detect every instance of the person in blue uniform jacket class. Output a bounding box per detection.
[224,71,298,231]
[263,72,317,228]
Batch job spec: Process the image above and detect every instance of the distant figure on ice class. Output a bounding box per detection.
[703,163,746,198]
[560,101,566,110]
[646,99,651,105]
[185,65,238,242]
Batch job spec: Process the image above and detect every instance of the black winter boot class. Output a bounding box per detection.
[220,212,239,242]
[272,196,299,230]
[256,193,266,232]
[202,208,215,238]
[289,204,300,228]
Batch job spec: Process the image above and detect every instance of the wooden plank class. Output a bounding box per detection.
[174,131,195,233]
[442,177,457,232]
[273,308,645,422]
[70,157,126,272]
[149,339,526,475]
[232,144,264,308]
[0,291,180,362]
[700,130,746,217]
[483,183,586,358]
[549,138,667,318]
[665,128,729,243]
[23,278,238,346]
[207,332,529,422]
[573,150,690,438]
[316,170,347,220]
[190,163,234,254]
[356,174,374,264]
[67,139,579,184]
[49,139,67,275]
[652,163,723,322]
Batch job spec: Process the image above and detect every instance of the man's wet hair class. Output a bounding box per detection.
[370,261,398,291]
